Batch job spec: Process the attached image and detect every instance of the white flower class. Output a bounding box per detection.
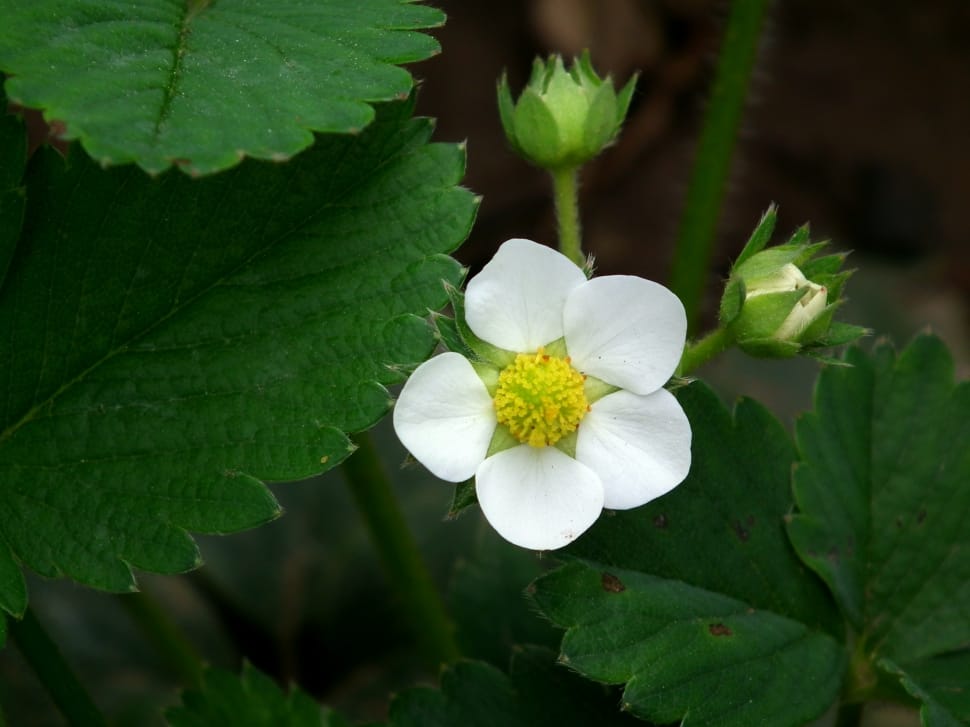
[393,238,691,550]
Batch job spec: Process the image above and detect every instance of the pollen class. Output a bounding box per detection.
[493,347,589,447]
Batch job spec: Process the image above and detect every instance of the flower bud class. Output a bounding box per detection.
[497,51,636,171]
[719,206,868,359]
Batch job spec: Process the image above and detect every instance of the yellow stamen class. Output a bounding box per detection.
[493,346,589,447]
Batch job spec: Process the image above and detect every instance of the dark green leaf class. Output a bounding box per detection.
[0,88,26,287]
[531,381,845,726]
[0,99,475,609]
[788,335,970,665]
[0,0,444,175]
[389,646,640,727]
[166,662,348,727]
[881,653,970,727]
[568,381,840,633]
[534,561,844,727]
[449,530,559,667]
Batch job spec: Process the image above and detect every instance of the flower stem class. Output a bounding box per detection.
[669,0,772,333]
[551,165,585,267]
[117,590,204,687]
[678,326,734,376]
[342,432,459,667]
[9,607,107,727]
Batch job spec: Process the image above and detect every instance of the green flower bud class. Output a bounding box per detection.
[497,51,637,171]
[719,206,869,359]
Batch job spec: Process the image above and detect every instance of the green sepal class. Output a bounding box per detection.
[730,288,809,341]
[497,74,520,153]
[736,337,802,359]
[793,241,830,267]
[815,269,854,302]
[801,252,849,280]
[509,88,563,169]
[811,322,870,348]
[786,223,811,247]
[581,82,620,160]
[733,203,777,268]
[432,312,475,359]
[448,479,478,519]
[471,362,499,397]
[734,246,803,283]
[614,74,638,134]
[718,276,747,326]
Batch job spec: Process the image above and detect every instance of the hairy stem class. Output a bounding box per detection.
[669,0,772,332]
[551,165,585,267]
[678,327,734,376]
[9,608,106,727]
[343,432,459,667]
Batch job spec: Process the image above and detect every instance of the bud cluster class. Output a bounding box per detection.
[719,206,867,359]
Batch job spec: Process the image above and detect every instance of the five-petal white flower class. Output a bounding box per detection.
[393,238,691,550]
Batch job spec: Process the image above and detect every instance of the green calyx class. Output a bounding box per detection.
[497,51,637,171]
[719,205,869,359]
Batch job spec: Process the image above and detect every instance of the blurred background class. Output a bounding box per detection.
[2,1,967,725]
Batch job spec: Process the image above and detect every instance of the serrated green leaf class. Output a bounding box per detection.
[881,653,970,727]
[166,662,347,727]
[0,0,444,175]
[534,561,845,727]
[568,381,841,633]
[389,646,640,727]
[0,99,475,609]
[788,335,970,666]
[531,381,845,726]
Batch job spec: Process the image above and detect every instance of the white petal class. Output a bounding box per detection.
[563,276,686,395]
[577,388,691,510]
[393,352,496,482]
[476,445,604,550]
[465,238,586,352]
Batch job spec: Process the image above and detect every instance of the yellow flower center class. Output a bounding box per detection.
[493,347,589,448]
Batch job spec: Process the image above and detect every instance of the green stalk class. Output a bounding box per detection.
[117,590,204,687]
[343,432,459,667]
[677,326,733,376]
[9,608,107,727]
[551,165,585,267]
[669,0,772,332]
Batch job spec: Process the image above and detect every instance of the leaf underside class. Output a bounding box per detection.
[0,97,475,613]
[0,0,445,175]
[787,335,970,720]
[532,381,846,727]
